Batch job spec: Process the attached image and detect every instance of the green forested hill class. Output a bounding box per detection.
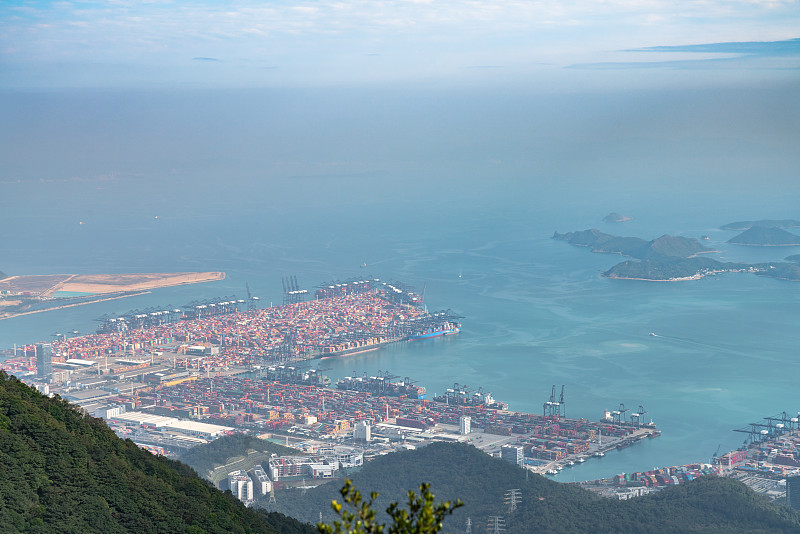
[552,230,711,260]
[179,433,301,479]
[0,372,314,534]
[728,226,800,246]
[272,442,800,534]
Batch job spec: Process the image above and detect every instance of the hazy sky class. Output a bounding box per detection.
[1,1,799,227]
[2,0,799,89]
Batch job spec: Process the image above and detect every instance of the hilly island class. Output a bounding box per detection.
[727,226,800,246]
[553,229,800,281]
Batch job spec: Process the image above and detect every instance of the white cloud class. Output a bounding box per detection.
[1,0,798,87]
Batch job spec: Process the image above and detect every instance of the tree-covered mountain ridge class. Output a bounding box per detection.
[0,371,314,534]
[272,441,800,533]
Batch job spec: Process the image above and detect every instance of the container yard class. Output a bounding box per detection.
[3,278,465,370]
[2,277,660,480]
[579,411,800,501]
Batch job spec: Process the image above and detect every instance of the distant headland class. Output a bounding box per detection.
[0,272,225,320]
[554,228,800,282]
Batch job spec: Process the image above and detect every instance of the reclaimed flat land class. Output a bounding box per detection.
[56,272,225,295]
[0,272,225,320]
[0,274,73,295]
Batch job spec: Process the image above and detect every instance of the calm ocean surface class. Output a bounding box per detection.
[2,177,798,482]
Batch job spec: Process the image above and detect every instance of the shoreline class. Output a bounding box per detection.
[0,291,151,322]
[0,271,226,322]
[604,269,729,282]
[728,243,800,247]
[56,271,226,294]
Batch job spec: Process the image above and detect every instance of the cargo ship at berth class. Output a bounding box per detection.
[408,321,461,340]
[433,382,508,410]
[336,373,427,400]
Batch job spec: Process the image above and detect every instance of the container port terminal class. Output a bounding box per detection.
[578,412,800,502]
[2,275,660,492]
[5,276,800,506]
[6,276,462,367]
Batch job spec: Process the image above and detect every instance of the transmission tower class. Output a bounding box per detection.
[505,488,522,513]
[487,516,505,534]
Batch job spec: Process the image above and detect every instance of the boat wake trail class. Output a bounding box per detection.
[648,332,751,358]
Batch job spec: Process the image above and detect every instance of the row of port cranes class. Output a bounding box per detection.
[314,278,375,300]
[733,411,800,448]
[180,296,246,320]
[255,362,332,387]
[314,277,421,306]
[382,281,424,306]
[286,274,378,304]
[282,276,309,304]
[543,385,566,418]
[95,284,261,334]
[96,307,183,334]
[601,402,655,429]
[434,382,500,408]
[335,370,426,398]
[388,309,464,338]
[543,384,654,430]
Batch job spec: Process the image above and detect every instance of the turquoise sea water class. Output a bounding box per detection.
[2,180,798,482]
[2,87,799,482]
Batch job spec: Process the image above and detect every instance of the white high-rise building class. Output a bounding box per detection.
[228,470,254,502]
[459,416,471,435]
[251,466,273,495]
[354,420,372,442]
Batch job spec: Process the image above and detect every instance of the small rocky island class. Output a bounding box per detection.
[727,226,800,246]
[554,229,800,281]
[603,212,633,223]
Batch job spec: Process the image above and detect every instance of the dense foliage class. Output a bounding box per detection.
[552,229,710,260]
[0,372,313,533]
[179,432,301,477]
[273,442,800,533]
[604,257,731,280]
[317,480,461,534]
